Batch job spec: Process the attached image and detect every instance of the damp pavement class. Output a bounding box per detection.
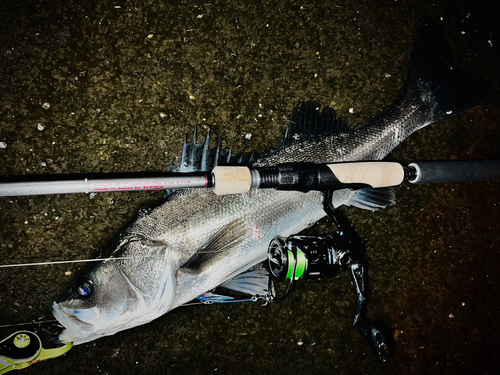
[1,1,499,374]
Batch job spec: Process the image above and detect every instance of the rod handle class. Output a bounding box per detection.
[212,162,405,196]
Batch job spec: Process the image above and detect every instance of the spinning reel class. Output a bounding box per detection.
[267,190,392,362]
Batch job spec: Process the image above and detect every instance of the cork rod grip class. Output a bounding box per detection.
[327,162,405,188]
[212,166,252,195]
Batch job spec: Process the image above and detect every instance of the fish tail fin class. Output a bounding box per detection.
[401,17,489,124]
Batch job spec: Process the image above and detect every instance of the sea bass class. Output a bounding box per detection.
[51,18,488,345]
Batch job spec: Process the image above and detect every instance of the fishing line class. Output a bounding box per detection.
[0,320,58,329]
[0,255,166,268]
[0,249,236,268]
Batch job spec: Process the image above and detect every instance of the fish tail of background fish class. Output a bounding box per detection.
[355,16,490,161]
[260,17,490,169]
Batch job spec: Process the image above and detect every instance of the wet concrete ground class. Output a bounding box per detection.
[1,0,499,374]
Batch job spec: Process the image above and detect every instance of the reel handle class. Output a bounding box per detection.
[354,318,392,363]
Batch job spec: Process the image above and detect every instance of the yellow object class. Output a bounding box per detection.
[0,331,72,374]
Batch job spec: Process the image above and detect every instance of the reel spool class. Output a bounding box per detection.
[268,235,339,281]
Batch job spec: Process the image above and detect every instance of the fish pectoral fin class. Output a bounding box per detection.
[181,219,248,274]
[333,187,396,211]
[219,265,269,296]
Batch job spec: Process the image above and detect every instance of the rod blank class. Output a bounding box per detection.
[409,160,500,184]
[0,173,210,197]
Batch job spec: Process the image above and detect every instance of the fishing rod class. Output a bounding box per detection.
[1,160,498,370]
[1,159,498,270]
[1,160,499,197]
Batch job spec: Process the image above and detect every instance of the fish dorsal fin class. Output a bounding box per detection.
[172,102,351,173]
[181,219,248,273]
[172,126,259,173]
[275,101,353,150]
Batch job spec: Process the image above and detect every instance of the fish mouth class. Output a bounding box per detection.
[50,301,95,344]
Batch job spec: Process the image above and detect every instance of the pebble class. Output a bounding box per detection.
[0,142,7,148]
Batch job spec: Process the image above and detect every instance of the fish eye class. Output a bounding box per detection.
[75,278,93,297]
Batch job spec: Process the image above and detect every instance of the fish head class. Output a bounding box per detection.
[51,256,153,345]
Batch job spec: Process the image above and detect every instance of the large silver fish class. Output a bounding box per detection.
[51,18,488,345]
